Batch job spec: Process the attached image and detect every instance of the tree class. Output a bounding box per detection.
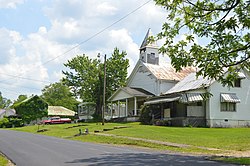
[63,47,129,118]
[0,92,12,109]
[154,0,250,86]
[14,95,48,124]
[41,81,79,111]
[11,95,28,108]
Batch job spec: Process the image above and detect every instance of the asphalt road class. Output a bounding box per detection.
[0,130,234,166]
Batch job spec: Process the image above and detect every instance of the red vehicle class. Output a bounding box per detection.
[42,117,71,124]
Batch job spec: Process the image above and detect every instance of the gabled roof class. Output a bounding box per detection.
[127,60,196,86]
[108,87,153,101]
[121,87,153,96]
[48,106,75,116]
[165,73,213,94]
[140,28,158,49]
[144,62,196,81]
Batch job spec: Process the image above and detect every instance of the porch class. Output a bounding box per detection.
[108,87,153,121]
[144,93,207,127]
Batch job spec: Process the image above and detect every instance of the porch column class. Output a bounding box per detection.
[125,99,128,117]
[118,100,120,117]
[134,97,137,116]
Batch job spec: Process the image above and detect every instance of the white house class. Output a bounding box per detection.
[108,28,250,127]
[108,29,195,120]
[145,69,250,127]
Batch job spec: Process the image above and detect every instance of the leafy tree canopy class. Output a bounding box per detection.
[11,95,28,108]
[155,0,250,86]
[0,92,12,109]
[63,47,129,115]
[41,81,79,111]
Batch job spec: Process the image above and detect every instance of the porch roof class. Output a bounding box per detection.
[108,87,153,102]
[221,93,240,103]
[144,96,180,105]
[145,93,205,105]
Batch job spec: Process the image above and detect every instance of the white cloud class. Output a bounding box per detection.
[0,0,24,9]
[96,2,117,16]
[0,0,168,100]
[108,28,139,74]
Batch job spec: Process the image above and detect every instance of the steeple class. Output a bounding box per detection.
[139,28,159,65]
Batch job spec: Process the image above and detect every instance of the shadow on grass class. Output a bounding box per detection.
[65,153,233,166]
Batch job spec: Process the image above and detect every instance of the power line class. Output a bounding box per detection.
[0,73,51,84]
[0,0,153,98]
[41,0,152,66]
[0,81,42,91]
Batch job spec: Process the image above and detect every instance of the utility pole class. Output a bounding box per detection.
[97,53,106,125]
[102,54,106,125]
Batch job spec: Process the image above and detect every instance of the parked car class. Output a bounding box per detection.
[42,117,71,124]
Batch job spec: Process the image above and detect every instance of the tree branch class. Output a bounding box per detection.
[185,0,240,12]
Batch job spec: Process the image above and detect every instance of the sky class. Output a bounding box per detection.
[0,0,168,101]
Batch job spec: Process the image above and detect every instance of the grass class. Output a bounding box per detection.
[0,154,8,166]
[12,122,250,161]
[210,156,250,165]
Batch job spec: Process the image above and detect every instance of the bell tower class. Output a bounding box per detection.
[139,28,159,65]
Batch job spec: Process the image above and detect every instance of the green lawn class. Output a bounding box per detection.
[0,154,8,166]
[12,122,250,156]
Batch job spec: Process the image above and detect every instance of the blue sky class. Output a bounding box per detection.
[0,0,168,100]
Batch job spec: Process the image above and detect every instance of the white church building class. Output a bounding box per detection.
[108,29,250,127]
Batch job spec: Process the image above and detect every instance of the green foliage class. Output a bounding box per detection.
[14,95,48,124]
[0,92,12,109]
[139,105,152,125]
[11,95,28,108]
[0,116,23,128]
[63,47,129,115]
[0,118,9,128]
[41,81,79,111]
[154,0,250,86]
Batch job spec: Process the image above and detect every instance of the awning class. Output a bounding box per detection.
[221,93,240,103]
[179,93,204,103]
[144,97,180,105]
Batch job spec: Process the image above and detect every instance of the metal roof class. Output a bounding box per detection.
[144,96,180,105]
[221,93,240,103]
[48,106,75,116]
[108,87,153,101]
[165,73,213,94]
[121,87,153,97]
[143,63,196,81]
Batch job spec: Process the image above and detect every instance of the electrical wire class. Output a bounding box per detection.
[0,0,153,98]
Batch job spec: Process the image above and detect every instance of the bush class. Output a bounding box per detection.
[8,117,24,127]
[0,118,9,128]
[139,105,152,125]
[0,116,24,128]
[153,119,171,126]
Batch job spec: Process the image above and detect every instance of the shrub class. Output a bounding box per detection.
[139,105,152,125]
[153,119,171,126]
[0,118,9,128]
